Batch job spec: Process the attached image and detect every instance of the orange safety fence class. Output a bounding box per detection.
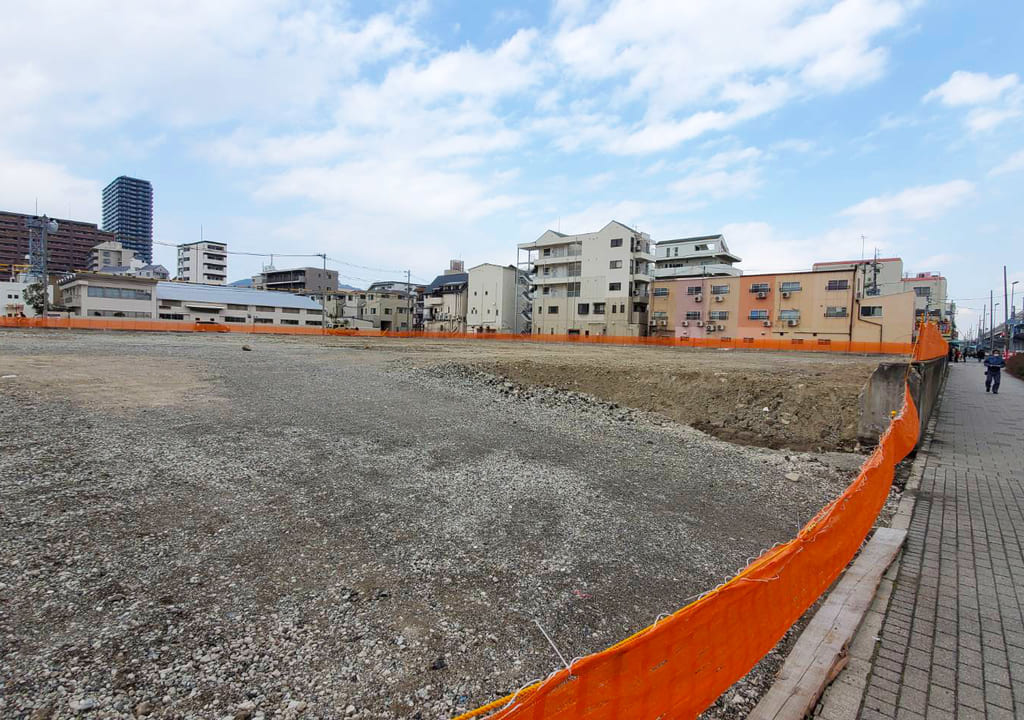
[0,317,916,356]
[453,325,946,720]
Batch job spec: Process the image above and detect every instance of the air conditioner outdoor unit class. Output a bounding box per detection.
[763,320,772,327]
[659,319,667,326]
[695,294,703,302]
[717,324,725,331]
[681,320,689,327]
[787,319,799,327]
[781,291,791,299]
[757,291,768,299]
[715,295,724,302]
[696,320,704,327]
[706,325,715,333]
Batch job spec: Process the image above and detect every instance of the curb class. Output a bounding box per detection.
[813,365,946,719]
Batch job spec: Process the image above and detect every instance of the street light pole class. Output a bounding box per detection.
[1004,265,1010,352]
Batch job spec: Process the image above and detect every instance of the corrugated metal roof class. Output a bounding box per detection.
[156,282,322,309]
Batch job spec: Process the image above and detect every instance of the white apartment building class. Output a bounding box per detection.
[467,263,532,333]
[518,220,654,337]
[177,241,228,285]
[2,279,52,317]
[654,234,741,279]
[90,240,137,271]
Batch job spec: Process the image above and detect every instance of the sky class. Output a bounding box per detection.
[1,0,1021,334]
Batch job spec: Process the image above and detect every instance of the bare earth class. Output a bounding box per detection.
[0,331,898,720]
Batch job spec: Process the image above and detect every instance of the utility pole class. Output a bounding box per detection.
[1004,265,1010,351]
[990,290,995,352]
[319,253,327,335]
[406,269,412,333]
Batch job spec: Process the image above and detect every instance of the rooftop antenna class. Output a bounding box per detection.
[860,234,866,261]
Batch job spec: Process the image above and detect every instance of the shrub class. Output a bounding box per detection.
[1008,353,1024,381]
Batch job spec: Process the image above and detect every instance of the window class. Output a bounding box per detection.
[686,286,701,296]
[225,316,246,323]
[593,302,606,314]
[254,318,273,324]
[685,311,701,320]
[652,311,668,319]
[543,248,551,257]
[673,247,679,256]
[537,306,542,314]
[255,305,275,312]
[609,282,622,291]
[709,311,729,320]
[548,306,559,314]
[567,282,581,297]
[305,320,322,326]
[826,279,849,291]
[610,238,623,247]
[159,313,185,320]
[611,305,616,313]
[914,287,931,297]
[695,243,709,251]
[860,305,883,317]
[542,286,550,295]
[281,308,300,314]
[281,319,299,325]
[620,304,625,313]
[653,287,669,297]
[779,309,800,320]
[749,309,769,320]
[227,303,248,310]
[710,284,729,295]
[824,306,847,318]
[384,308,392,314]
[87,286,152,300]
[609,260,622,269]
[780,281,801,293]
[749,283,769,293]
[578,303,589,315]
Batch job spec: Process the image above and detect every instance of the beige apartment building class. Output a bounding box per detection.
[423,263,469,332]
[651,266,916,345]
[518,220,654,337]
[90,240,136,271]
[812,257,954,338]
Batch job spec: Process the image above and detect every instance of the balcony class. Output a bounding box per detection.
[654,263,741,279]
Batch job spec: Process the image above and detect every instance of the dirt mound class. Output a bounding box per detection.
[463,355,872,451]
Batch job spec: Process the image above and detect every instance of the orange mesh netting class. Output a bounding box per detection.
[453,326,943,720]
[0,317,915,356]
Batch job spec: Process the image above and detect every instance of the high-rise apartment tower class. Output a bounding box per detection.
[101,176,153,263]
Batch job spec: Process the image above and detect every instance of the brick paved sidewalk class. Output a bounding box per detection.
[859,361,1024,719]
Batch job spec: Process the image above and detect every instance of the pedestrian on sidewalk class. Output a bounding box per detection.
[984,350,1006,393]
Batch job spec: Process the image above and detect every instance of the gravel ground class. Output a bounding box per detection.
[0,331,885,719]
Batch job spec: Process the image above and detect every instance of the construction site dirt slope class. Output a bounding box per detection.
[331,337,896,452]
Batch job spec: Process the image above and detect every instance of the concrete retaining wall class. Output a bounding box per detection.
[857,357,946,447]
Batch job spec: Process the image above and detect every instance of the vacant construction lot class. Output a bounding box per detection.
[0,331,890,719]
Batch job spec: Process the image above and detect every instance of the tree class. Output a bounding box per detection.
[23,281,47,316]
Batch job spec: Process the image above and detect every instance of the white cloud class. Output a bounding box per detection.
[0,151,100,222]
[840,180,974,220]
[547,0,915,153]
[924,70,1023,132]
[924,71,1019,106]
[989,149,1024,176]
